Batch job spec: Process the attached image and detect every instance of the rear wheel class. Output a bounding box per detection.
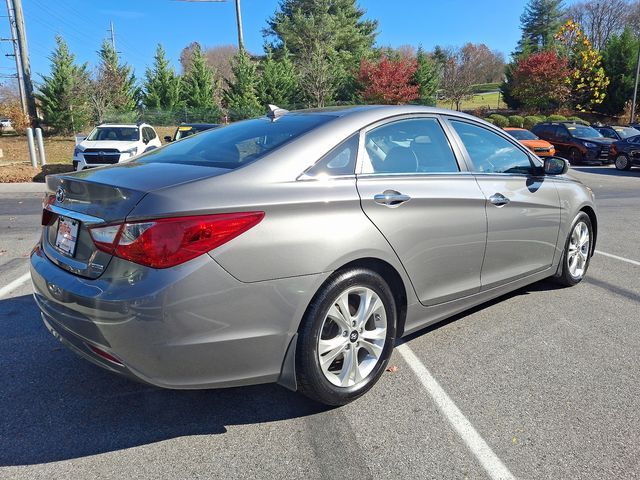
[615,154,632,171]
[296,268,396,406]
[555,212,593,287]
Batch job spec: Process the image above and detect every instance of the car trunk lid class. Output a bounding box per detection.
[42,162,231,278]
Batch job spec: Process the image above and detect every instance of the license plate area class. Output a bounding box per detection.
[55,216,80,257]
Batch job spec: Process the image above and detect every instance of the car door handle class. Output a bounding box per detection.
[489,193,510,207]
[373,190,411,207]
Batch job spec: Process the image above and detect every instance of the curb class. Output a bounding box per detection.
[0,182,47,193]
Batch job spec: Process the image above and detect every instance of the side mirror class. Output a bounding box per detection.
[544,156,569,175]
[143,137,150,145]
[163,136,173,143]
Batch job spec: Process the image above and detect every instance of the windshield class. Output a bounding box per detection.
[614,126,640,139]
[567,125,603,138]
[87,127,140,142]
[506,129,538,141]
[139,115,333,169]
[175,125,218,141]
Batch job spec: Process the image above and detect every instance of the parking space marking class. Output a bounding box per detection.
[397,343,516,480]
[0,272,31,299]
[595,250,640,267]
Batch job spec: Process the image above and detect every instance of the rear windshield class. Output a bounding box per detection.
[139,115,333,169]
[87,127,139,141]
[506,129,538,141]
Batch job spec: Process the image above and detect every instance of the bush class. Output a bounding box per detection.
[489,114,509,128]
[567,116,589,125]
[508,115,524,127]
[483,117,495,124]
[523,115,544,130]
[546,114,567,122]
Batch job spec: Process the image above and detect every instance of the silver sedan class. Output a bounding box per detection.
[31,106,597,405]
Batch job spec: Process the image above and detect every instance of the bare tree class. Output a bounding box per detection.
[205,44,238,84]
[565,0,631,50]
[179,42,202,74]
[439,43,505,111]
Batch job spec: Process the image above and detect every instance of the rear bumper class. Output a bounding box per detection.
[30,245,328,389]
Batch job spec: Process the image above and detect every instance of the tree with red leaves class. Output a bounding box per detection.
[357,56,419,104]
[511,50,574,112]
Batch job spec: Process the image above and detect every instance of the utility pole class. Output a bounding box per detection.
[109,21,116,51]
[174,0,244,50]
[631,41,640,124]
[3,0,27,114]
[235,0,243,50]
[11,0,37,122]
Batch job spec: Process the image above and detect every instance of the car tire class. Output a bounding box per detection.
[615,154,632,171]
[569,148,583,165]
[554,212,593,287]
[296,268,396,406]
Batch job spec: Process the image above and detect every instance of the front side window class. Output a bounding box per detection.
[87,127,139,142]
[451,120,533,175]
[138,115,333,169]
[362,118,459,174]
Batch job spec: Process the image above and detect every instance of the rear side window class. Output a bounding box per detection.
[138,115,333,169]
[303,135,358,178]
[451,120,533,175]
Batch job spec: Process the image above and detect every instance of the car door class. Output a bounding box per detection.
[356,116,488,306]
[446,118,561,289]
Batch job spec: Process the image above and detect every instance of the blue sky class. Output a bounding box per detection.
[1,0,578,82]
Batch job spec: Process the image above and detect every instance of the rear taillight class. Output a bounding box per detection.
[89,212,264,268]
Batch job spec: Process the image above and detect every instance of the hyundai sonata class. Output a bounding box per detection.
[31,106,597,405]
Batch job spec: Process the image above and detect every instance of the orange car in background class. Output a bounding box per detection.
[504,127,556,157]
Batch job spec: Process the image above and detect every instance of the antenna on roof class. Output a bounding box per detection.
[266,104,289,122]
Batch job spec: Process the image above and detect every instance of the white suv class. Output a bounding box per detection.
[72,123,162,171]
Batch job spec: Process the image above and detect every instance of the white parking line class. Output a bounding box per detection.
[595,250,640,267]
[397,343,516,480]
[0,272,31,299]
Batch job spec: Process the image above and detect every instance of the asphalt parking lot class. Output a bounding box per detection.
[1,166,639,479]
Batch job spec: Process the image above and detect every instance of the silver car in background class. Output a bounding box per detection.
[31,106,597,406]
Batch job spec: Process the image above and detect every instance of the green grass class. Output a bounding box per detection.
[437,91,503,111]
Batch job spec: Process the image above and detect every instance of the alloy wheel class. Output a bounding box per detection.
[317,287,387,387]
[567,221,590,279]
[615,155,629,170]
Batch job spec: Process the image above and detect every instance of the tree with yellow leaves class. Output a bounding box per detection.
[555,19,610,111]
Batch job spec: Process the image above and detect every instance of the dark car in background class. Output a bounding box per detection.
[164,123,219,143]
[609,134,640,170]
[592,124,640,141]
[532,122,613,165]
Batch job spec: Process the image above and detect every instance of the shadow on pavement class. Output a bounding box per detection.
[0,294,327,466]
[572,166,640,177]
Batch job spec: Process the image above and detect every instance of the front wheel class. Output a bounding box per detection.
[569,148,583,165]
[615,154,632,171]
[555,212,593,287]
[296,268,396,406]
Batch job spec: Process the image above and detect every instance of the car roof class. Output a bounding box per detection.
[97,123,144,128]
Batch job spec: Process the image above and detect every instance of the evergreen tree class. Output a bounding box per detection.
[265,0,377,103]
[91,40,138,122]
[181,43,221,122]
[599,28,639,115]
[517,0,566,54]
[142,44,181,111]
[413,46,440,106]
[224,50,262,120]
[37,35,91,134]
[257,46,298,107]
